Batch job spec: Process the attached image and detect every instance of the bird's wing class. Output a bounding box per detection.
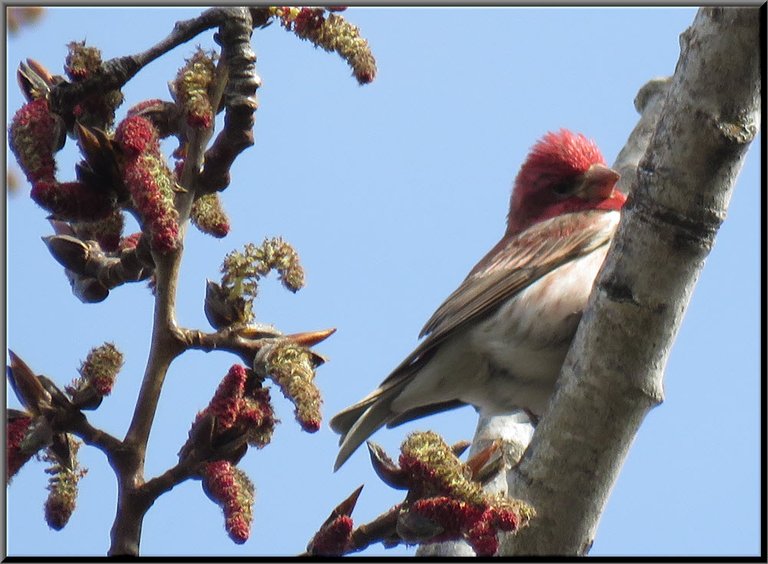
[382,210,617,390]
[329,210,617,446]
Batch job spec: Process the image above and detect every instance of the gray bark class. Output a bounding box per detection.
[418,6,760,557]
[501,7,760,556]
[417,69,672,560]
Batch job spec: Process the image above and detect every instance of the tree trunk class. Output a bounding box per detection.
[500,7,760,556]
[418,7,760,557]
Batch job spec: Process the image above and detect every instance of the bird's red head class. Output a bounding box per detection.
[506,129,626,235]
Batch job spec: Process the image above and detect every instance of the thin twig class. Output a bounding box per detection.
[66,412,124,459]
[123,251,185,452]
[198,8,259,194]
[347,506,402,554]
[141,458,198,502]
[48,8,233,115]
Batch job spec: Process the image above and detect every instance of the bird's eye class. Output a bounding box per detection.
[551,181,574,196]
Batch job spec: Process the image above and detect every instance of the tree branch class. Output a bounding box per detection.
[501,7,760,555]
[42,232,154,302]
[197,8,259,194]
[48,8,236,116]
[140,459,197,503]
[178,325,331,368]
[124,250,184,454]
[67,412,123,459]
[346,506,401,554]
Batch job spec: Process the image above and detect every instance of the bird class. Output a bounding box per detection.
[330,129,627,470]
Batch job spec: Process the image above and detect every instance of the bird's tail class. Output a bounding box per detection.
[330,386,467,470]
[330,386,401,471]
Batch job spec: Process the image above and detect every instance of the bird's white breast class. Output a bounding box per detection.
[464,211,620,414]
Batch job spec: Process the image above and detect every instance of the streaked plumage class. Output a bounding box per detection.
[331,130,626,470]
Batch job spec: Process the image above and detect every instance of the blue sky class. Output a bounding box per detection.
[5,7,760,557]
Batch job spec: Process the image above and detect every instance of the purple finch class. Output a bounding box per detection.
[331,129,626,470]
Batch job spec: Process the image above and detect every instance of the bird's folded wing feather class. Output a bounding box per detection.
[378,210,617,393]
[330,210,617,436]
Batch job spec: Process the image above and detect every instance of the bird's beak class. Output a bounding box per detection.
[574,163,621,201]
